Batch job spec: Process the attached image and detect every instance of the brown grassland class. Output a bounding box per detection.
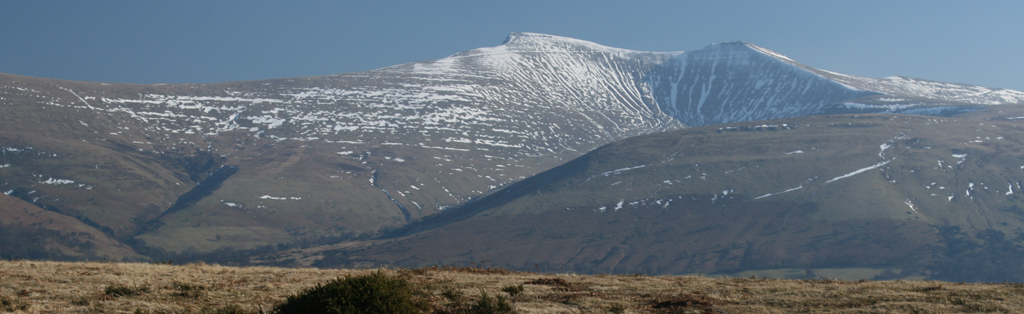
[1,260,1024,313]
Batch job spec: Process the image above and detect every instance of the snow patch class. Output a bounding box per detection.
[825,160,892,184]
[258,195,301,200]
[755,185,803,200]
[585,165,646,182]
[879,143,892,158]
[952,154,968,165]
[41,178,75,185]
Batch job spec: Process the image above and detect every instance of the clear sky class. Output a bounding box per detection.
[2,1,1021,91]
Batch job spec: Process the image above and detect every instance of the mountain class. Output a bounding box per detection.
[292,106,1024,281]
[1,32,1023,259]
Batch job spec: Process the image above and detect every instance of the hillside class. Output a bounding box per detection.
[288,107,1024,281]
[0,195,141,260]
[2,260,1023,313]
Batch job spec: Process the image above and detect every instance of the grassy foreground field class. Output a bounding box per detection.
[2,260,1024,313]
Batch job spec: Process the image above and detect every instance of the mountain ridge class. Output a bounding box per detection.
[2,33,1024,263]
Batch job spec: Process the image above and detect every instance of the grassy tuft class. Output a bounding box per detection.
[1,295,30,312]
[104,283,151,297]
[172,281,208,299]
[200,304,266,314]
[501,284,524,298]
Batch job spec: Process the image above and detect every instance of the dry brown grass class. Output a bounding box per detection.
[2,260,1024,313]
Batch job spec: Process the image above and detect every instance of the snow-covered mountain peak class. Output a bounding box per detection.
[645,39,1024,126]
[501,32,555,44]
[390,32,681,87]
[502,32,614,48]
[647,41,880,126]
[493,32,668,57]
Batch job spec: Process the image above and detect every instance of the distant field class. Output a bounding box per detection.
[1,261,1023,313]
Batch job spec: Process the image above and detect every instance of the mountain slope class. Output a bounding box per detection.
[2,33,1023,257]
[295,107,1024,280]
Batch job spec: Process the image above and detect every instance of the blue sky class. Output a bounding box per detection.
[2,1,1022,91]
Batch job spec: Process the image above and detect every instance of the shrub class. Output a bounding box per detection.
[441,285,465,303]
[274,271,429,314]
[437,290,514,314]
[467,292,513,314]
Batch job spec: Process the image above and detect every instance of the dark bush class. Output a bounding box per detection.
[274,271,429,314]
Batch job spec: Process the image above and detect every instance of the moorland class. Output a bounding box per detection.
[1,260,1023,313]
